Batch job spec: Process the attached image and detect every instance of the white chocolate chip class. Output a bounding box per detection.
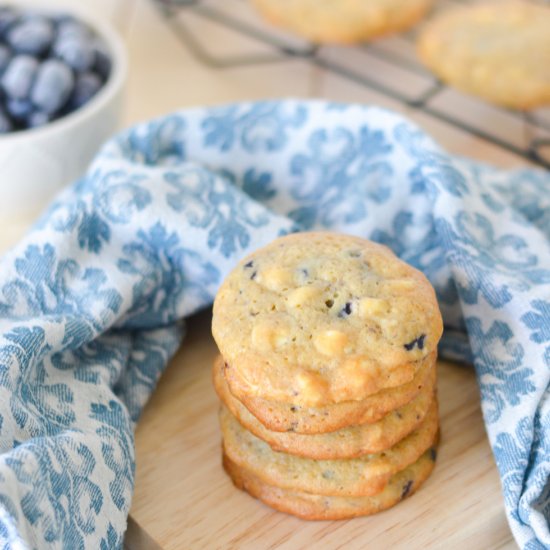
[287,286,320,308]
[358,297,389,318]
[383,279,416,292]
[314,330,349,356]
[251,322,289,352]
[295,371,327,405]
[259,267,296,291]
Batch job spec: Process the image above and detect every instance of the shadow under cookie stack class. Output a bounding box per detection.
[212,232,443,520]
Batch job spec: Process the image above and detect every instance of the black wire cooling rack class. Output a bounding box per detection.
[152,0,550,168]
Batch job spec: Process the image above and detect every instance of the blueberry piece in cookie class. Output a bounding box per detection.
[401,480,414,499]
[404,334,426,351]
[338,302,353,318]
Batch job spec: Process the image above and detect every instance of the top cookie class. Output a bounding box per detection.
[417,1,550,110]
[212,232,442,406]
[251,0,434,45]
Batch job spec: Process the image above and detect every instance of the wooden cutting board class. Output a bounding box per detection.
[126,309,516,550]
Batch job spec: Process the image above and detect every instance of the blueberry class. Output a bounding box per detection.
[56,19,91,41]
[52,14,76,27]
[31,59,74,114]
[0,10,109,133]
[70,71,101,108]
[54,35,94,72]
[0,7,18,38]
[1,55,38,99]
[7,18,54,56]
[6,98,33,121]
[92,40,110,80]
[0,106,12,133]
[27,109,51,128]
[0,45,11,74]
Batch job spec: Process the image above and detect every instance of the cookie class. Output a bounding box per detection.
[214,357,435,459]
[417,1,550,109]
[220,400,438,497]
[250,0,434,45]
[223,448,436,520]
[221,352,436,434]
[223,353,437,434]
[212,232,443,406]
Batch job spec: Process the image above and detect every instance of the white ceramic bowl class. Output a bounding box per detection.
[0,4,127,225]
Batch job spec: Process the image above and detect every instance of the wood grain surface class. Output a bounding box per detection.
[127,309,515,550]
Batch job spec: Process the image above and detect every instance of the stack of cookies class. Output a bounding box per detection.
[212,232,443,520]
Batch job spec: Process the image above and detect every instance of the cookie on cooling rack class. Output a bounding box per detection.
[417,1,550,110]
[212,232,443,406]
[250,0,434,44]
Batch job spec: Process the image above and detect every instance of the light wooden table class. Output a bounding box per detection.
[126,310,516,550]
[1,0,529,548]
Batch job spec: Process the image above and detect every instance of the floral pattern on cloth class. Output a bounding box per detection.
[0,101,548,549]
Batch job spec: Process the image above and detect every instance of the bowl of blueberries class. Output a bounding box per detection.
[0,3,126,222]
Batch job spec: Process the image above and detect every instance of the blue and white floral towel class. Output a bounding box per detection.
[0,101,548,549]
